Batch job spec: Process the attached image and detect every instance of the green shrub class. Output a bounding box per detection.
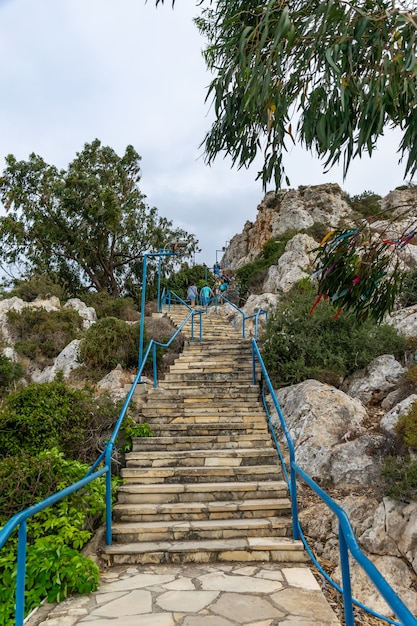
[79,317,139,377]
[120,418,153,452]
[6,307,82,365]
[8,274,68,302]
[0,381,118,462]
[82,292,139,321]
[0,354,23,396]
[396,401,417,450]
[382,455,417,502]
[261,281,407,387]
[347,190,382,218]
[398,268,417,308]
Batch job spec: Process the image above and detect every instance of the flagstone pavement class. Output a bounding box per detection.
[25,562,341,625]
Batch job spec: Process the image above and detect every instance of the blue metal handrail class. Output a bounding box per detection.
[215,295,267,340]
[251,338,417,626]
[0,303,203,626]
[242,308,268,339]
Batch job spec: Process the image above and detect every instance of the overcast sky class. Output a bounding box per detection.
[0,0,412,267]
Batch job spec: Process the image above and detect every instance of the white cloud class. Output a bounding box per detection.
[0,0,411,270]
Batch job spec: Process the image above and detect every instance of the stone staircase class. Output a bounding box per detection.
[103,305,306,566]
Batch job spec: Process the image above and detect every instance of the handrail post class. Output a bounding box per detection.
[138,254,148,368]
[252,341,257,384]
[16,520,27,626]
[191,313,195,341]
[242,316,245,338]
[105,444,113,545]
[153,343,158,387]
[199,311,203,342]
[289,462,300,540]
[339,525,355,626]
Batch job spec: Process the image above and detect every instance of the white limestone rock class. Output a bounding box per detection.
[275,380,367,482]
[31,339,82,383]
[345,355,406,404]
[262,233,317,293]
[386,304,417,338]
[380,394,417,436]
[64,298,97,329]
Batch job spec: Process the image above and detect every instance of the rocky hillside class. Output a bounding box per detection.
[220,183,417,618]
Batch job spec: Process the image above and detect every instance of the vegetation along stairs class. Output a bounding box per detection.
[103,304,307,566]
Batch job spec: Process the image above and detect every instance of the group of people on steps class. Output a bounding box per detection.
[186,272,233,308]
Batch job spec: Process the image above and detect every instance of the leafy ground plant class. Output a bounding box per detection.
[0,448,121,625]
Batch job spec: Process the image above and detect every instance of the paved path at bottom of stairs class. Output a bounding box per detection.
[27,562,340,626]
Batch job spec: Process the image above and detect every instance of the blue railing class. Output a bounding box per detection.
[0,304,203,626]
[214,294,267,340]
[251,338,417,626]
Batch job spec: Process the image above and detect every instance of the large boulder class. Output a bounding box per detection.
[275,380,369,485]
[380,394,417,436]
[31,339,82,383]
[64,298,97,329]
[262,233,317,293]
[344,355,406,405]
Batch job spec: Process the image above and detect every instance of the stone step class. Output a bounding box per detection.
[112,516,293,543]
[132,434,273,451]
[125,448,278,467]
[162,372,254,382]
[116,480,288,504]
[141,405,265,413]
[142,396,261,406]
[102,536,307,566]
[113,497,290,523]
[156,382,258,391]
[121,465,281,484]
[140,414,267,424]
[143,422,270,437]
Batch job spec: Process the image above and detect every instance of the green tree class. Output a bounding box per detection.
[0,139,198,297]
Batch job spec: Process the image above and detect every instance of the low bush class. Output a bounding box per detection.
[0,380,119,462]
[236,230,298,299]
[347,190,382,218]
[120,418,154,452]
[398,268,417,308]
[396,401,417,450]
[79,317,139,378]
[382,455,417,502]
[261,281,407,387]
[82,292,139,321]
[0,354,23,396]
[6,307,82,365]
[7,274,68,302]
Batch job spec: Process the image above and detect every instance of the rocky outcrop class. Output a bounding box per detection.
[300,494,417,617]
[262,233,317,293]
[226,184,417,300]
[31,339,82,384]
[344,355,406,405]
[226,184,351,269]
[274,380,375,486]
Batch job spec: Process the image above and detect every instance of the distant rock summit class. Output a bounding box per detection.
[226,184,417,290]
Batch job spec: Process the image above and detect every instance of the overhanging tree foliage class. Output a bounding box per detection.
[0,139,198,297]
[192,0,417,190]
